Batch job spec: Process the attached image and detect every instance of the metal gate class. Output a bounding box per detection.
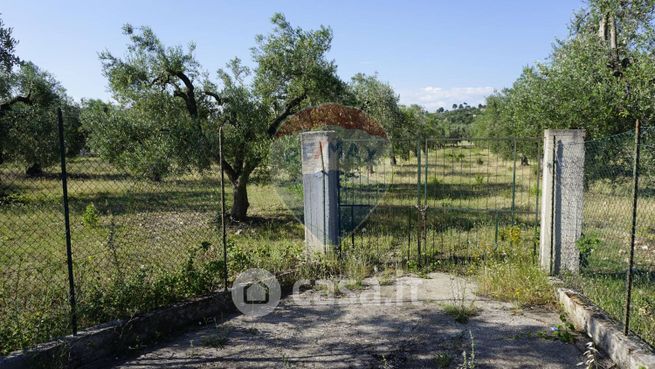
[337,137,542,268]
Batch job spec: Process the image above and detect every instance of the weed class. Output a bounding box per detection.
[82,203,100,227]
[199,325,231,349]
[378,269,396,286]
[458,330,476,369]
[434,352,452,368]
[498,226,521,245]
[576,233,601,269]
[338,279,365,294]
[443,304,479,324]
[477,255,554,307]
[199,334,229,349]
[380,354,391,369]
[282,353,295,368]
[444,277,478,324]
[538,314,576,344]
[578,341,599,369]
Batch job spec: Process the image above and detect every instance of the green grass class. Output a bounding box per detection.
[477,253,555,307]
[2,139,655,354]
[1,157,306,355]
[443,303,479,324]
[0,144,542,354]
[570,175,655,345]
[564,272,655,345]
[346,142,655,345]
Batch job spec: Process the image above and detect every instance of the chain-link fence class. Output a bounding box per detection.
[561,123,655,347]
[4,111,654,355]
[338,137,542,270]
[0,111,232,355]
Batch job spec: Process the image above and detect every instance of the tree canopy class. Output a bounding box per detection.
[0,16,81,174]
[473,0,655,150]
[85,13,344,219]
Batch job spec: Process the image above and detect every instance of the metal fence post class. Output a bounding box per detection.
[424,139,428,206]
[350,202,355,249]
[416,143,422,267]
[494,212,499,249]
[407,207,411,262]
[624,119,642,335]
[320,141,327,253]
[511,138,517,224]
[57,107,78,335]
[549,136,557,275]
[336,142,342,258]
[534,141,541,261]
[219,126,228,292]
[424,139,429,265]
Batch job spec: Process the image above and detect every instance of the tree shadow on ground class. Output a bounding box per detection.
[342,204,538,235]
[343,182,516,203]
[105,281,585,369]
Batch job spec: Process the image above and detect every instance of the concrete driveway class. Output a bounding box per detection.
[109,272,606,369]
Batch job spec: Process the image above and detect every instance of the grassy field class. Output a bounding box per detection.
[0,158,306,355]
[567,177,655,345]
[337,140,542,266]
[1,138,654,354]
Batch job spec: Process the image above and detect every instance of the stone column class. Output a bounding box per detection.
[301,131,339,253]
[540,129,586,275]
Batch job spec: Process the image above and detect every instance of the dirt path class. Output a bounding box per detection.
[109,273,599,368]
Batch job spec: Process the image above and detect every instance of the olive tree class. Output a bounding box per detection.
[90,13,343,220]
[474,0,655,159]
[347,73,408,164]
[0,16,81,174]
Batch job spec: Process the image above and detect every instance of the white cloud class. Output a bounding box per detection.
[398,86,497,111]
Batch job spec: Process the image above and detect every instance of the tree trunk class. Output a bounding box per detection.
[230,177,250,221]
[598,14,607,39]
[25,163,43,177]
[390,155,397,166]
[609,14,617,50]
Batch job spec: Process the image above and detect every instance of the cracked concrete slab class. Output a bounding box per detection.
[108,272,607,369]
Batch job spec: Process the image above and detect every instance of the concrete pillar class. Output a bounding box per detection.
[301,131,339,253]
[540,129,586,275]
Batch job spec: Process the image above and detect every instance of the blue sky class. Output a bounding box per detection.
[3,0,584,110]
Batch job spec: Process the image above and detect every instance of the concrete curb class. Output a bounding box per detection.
[0,291,235,369]
[557,288,655,369]
[0,270,299,369]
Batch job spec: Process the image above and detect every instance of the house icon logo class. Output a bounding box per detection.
[244,281,270,304]
[232,268,281,316]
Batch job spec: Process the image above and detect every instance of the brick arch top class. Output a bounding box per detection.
[275,103,387,139]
